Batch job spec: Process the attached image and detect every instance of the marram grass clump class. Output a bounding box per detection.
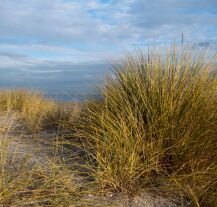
[0,90,56,133]
[75,48,217,206]
[0,90,80,134]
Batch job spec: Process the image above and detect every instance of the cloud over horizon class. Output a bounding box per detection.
[0,0,216,94]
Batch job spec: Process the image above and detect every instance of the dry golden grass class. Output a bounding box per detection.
[0,128,84,206]
[0,47,217,206]
[0,89,29,112]
[0,122,118,207]
[20,94,56,133]
[73,48,217,206]
[0,98,90,206]
[44,102,80,132]
[0,90,80,134]
[0,90,56,133]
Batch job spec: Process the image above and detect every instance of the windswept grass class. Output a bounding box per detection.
[0,134,84,206]
[0,90,55,133]
[0,89,30,112]
[0,47,217,206]
[21,96,55,133]
[74,48,217,206]
[0,93,89,206]
[45,102,80,132]
[0,90,80,134]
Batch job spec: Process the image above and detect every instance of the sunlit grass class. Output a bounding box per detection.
[0,90,55,133]
[0,93,85,206]
[0,90,81,134]
[0,47,216,206]
[0,134,84,206]
[44,102,80,132]
[73,48,217,206]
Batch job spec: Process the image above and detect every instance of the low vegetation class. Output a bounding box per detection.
[0,135,84,206]
[0,90,80,133]
[0,91,84,206]
[0,47,216,206]
[74,48,217,206]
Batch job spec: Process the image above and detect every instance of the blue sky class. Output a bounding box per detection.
[0,0,216,95]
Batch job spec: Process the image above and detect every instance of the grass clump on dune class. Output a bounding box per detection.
[0,89,30,112]
[45,102,80,132]
[0,90,56,133]
[75,48,217,206]
[0,47,216,206]
[0,136,83,206]
[0,100,88,206]
[0,90,80,134]
[20,93,55,133]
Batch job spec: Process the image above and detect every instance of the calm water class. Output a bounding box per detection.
[0,62,112,102]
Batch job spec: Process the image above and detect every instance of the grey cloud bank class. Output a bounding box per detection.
[0,60,111,101]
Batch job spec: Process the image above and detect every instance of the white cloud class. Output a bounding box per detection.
[0,0,216,67]
[0,0,216,94]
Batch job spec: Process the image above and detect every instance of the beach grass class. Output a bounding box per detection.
[0,47,216,206]
[73,48,217,206]
[0,131,83,206]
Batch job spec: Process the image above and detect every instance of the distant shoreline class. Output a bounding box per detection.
[45,93,102,102]
[0,87,102,102]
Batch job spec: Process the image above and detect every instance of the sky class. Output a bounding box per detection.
[0,0,216,96]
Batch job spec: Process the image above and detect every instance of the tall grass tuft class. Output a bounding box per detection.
[0,89,29,112]
[20,93,55,133]
[75,48,217,205]
[45,102,80,132]
[0,90,56,133]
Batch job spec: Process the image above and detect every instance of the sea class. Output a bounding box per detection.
[0,62,112,102]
